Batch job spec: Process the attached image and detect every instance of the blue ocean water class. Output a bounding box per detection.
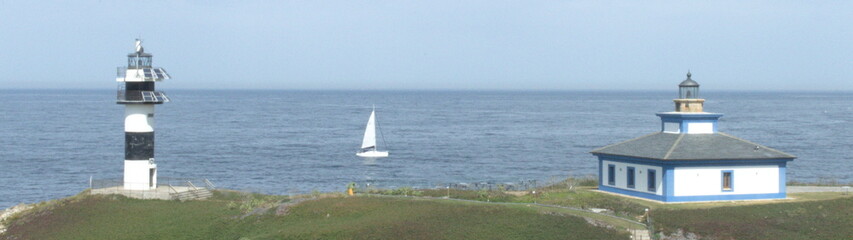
[0,90,850,209]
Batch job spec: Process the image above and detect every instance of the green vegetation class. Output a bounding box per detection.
[3,193,238,240]
[652,197,853,240]
[214,190,290,213]
[5,179,851,240]
[787,178,851,186]
[368,178,647,218]
[513,188,648,218]
[2,191,627,240]
[365,178,853,239]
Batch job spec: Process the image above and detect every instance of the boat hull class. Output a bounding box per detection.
[357,150,389,158]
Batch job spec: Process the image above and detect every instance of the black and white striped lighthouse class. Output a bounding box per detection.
[116,39,171,190]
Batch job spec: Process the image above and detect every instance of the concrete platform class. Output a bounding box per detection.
[90,186,198,200]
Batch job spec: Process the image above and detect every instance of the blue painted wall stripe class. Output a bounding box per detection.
[666,193,786,202]
[600,185,786,202]
[597,154,788,202]
[664,166,675,200]
[598,158,603,190]
[779,163,787,195]
[594,154,792,166]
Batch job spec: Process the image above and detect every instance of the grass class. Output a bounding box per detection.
[368,178,649,219]
[651,197,853,240]
[787,178,851,186]
[514,188,648,217]
[3,193,239,240]
[366,193,646,230]
[2,191,628,240]
[7,180,850,240]
[367,179,853,239]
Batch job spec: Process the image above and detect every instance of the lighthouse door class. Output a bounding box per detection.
[149,169,155,188]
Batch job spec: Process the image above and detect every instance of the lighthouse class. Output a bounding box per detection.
[591,72,795,202]
[116,39,171,190]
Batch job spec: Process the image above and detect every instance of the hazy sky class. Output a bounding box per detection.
[1,1,850,90]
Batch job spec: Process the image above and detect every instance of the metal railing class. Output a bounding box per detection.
[204,179,216,189]
[647,211,658,240]
[157,177,214,189]
[116,86,170,103]
[117,67,127,78]
[116,66,170,80]
[89,179,170,199]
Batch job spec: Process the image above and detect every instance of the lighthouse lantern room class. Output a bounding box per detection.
[116,39,171,190]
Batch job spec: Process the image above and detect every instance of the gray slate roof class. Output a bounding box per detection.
[591,132,795,160]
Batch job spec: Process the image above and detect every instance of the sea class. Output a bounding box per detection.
[0,90,850,209]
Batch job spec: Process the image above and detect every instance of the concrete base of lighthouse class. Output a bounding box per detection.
[123,160,157,190]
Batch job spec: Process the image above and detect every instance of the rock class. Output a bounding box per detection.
[589,208,609,213]
[1,203,34,235]
[659,229,701,240]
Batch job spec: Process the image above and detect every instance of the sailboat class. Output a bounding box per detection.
[357,106,389,158]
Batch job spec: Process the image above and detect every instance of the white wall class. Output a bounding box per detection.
[673,165,779,196]
[125,104,155,132]
[119,69,162,82]
[124,160,157,190]
[119,69,142,82]
[602,160,663,195]
[685,122,713,134]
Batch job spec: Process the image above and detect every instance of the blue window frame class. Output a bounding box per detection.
[627,167,635,188]
[647,169,656,192]
[607,164,615,185]
[722,170,734,192]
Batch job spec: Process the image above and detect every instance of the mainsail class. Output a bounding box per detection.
[361,110,377,149]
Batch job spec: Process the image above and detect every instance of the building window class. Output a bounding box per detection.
[607,164,615,185]
[722,170,734,192]
[627,167,635,188]
[663,122,681,133]
[647,169,656,192]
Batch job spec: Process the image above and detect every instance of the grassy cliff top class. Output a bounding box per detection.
[0,191,627,240]
[2,184,851,240]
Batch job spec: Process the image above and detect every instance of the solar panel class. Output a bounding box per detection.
[133,68,169,79]
[155,68,171,79]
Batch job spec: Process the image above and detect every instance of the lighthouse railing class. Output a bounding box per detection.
[116,84,126,102]
[117,67,127,78]
[89,177,215,200]
[116,89,170,103]
[167,184,179,195]
[204,179,217,189]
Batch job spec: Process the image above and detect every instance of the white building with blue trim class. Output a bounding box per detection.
[591,72,795,202]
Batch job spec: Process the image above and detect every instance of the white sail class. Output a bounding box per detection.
[361,110,377,149]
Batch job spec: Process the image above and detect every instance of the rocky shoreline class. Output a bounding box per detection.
[0,204,32,235]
